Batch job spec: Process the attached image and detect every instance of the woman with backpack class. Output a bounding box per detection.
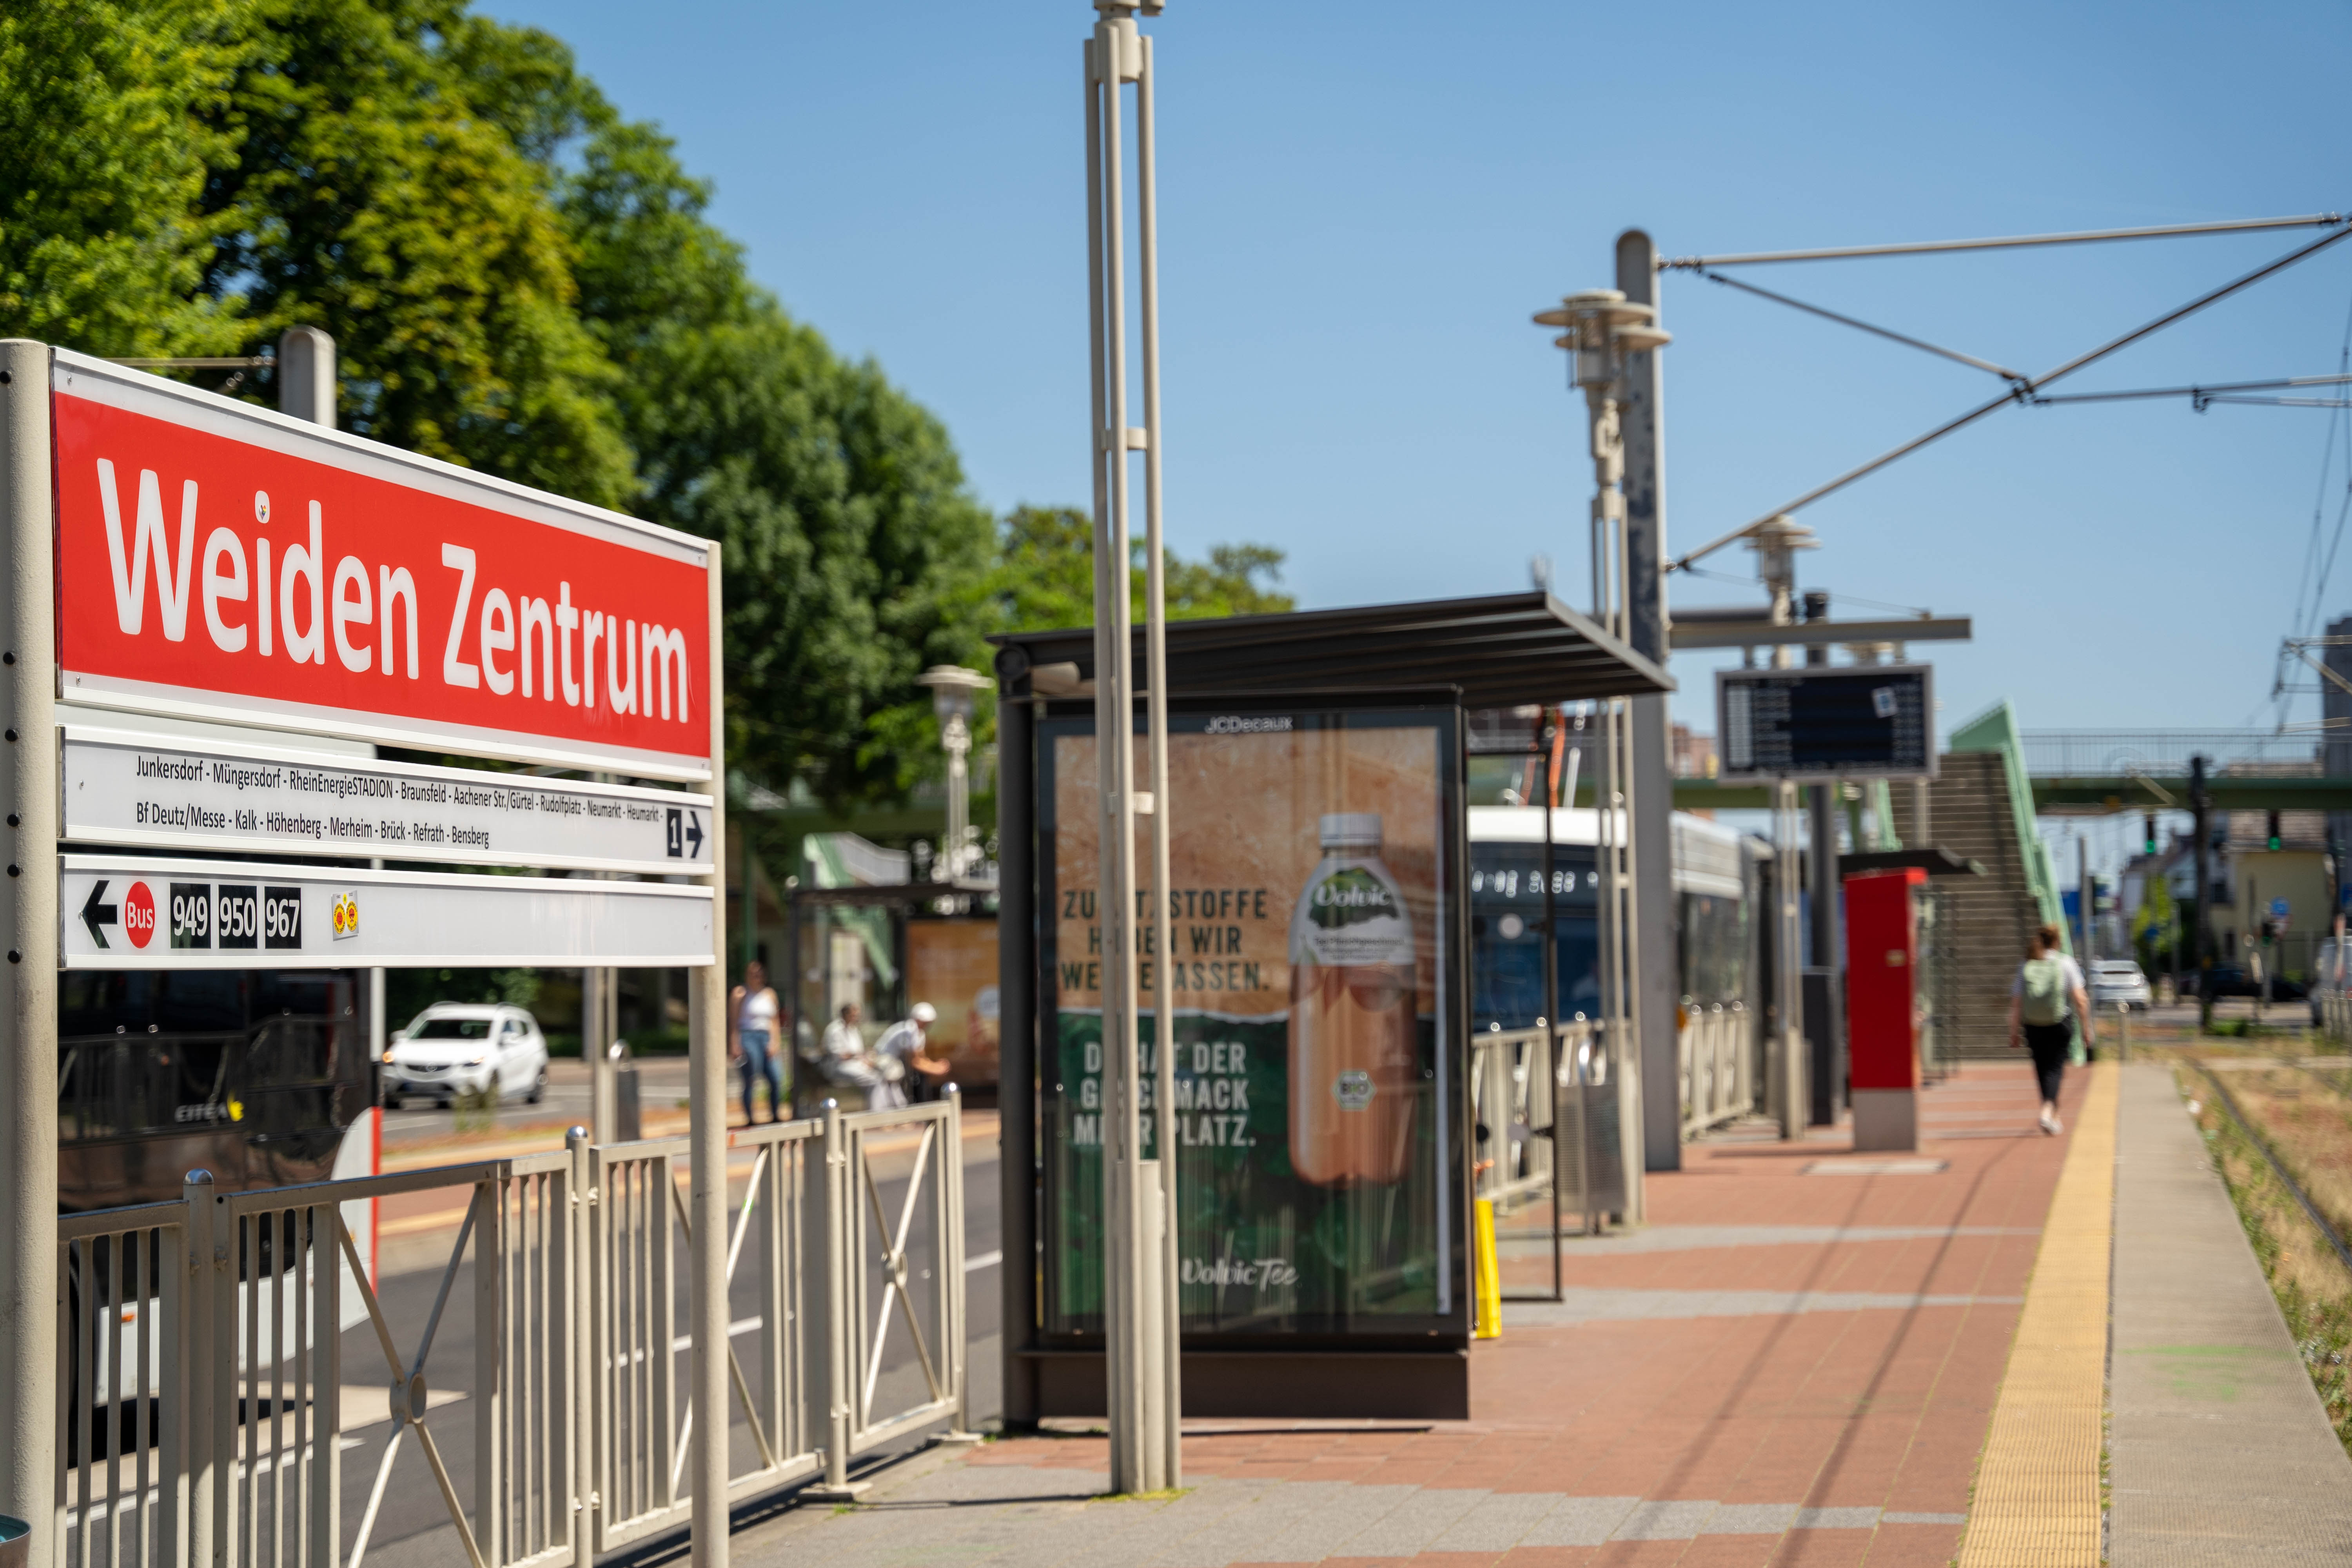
[2009,922,2092,1134]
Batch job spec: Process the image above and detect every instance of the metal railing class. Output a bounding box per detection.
[1470,1027,1556,1212]
[2015,729,2325,777]
[52,1093,969,1568]
[1677,1002,1754,1138]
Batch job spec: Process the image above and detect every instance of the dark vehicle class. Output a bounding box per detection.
[2181,964,2305,1003]
[58,968,375,1212]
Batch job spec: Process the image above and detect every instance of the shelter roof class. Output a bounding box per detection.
[988,591,1673,708]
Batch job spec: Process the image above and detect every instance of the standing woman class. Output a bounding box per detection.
[2008,922,2092,1134]
[730,960,786,1125]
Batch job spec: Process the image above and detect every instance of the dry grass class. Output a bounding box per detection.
[2183,1065,2352,1454]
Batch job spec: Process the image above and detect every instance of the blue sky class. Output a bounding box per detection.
[489,0,2352,747]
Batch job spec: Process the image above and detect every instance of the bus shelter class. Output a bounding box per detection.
[786,879,1000,1111]
[991,591,1671,1422]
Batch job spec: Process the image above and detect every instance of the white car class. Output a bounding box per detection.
[2088,960,2152,1012]
[384,1003,550,1108]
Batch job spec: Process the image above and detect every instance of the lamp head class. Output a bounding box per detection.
[916,664,988,727]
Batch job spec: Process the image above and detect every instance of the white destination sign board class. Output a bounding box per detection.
[62,728,712,874]
[60,855,713,969]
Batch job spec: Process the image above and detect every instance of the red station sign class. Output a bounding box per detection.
[49,352,715,780]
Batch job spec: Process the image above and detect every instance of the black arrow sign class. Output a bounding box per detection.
[81,880,117,949]
[684,811,705,858]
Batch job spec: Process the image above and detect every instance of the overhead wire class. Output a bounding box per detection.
[1697,269,2026,381]
[1670,221,2352,573]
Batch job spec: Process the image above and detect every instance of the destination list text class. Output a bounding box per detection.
[125,749,669,853]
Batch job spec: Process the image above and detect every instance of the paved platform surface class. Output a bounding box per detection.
[736,1062,2087,1566]
[2109,1061,2352,1564]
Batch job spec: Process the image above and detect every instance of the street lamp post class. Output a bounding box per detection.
[918,665,990,882]
[1535,290,1669,1223]
[1084,0,1181,1495]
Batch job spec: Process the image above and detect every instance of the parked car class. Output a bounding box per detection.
[384,1003,550,1108]
[2087,960,2151,1011]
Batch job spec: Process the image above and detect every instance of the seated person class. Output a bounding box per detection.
[873,1003,949,1106]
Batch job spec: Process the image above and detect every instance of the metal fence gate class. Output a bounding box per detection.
[52,1094,969,1568]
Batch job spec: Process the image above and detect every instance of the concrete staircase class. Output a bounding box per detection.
[1890,751,2046,1058]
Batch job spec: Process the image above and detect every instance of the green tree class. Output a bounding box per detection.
[198,0,634,507]
[988,505,1295,634]
[557,114,996,806]
[0,0,248,355]
[2134,871,2177,975]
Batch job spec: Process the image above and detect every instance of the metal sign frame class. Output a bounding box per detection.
[0,340,735,1563]
[1714,662,1938,784]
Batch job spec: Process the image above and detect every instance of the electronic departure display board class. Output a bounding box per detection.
[1715,664,1935,782]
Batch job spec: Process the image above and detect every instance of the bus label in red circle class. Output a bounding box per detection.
[123,882,156,949]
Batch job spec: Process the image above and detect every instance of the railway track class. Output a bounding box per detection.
[2187,1057,2352,1276]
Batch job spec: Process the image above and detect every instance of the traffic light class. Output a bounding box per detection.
[2267,810,2283,852]
[2143,815,2158,854]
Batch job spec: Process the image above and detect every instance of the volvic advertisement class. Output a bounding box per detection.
[1039,708,1461,1341]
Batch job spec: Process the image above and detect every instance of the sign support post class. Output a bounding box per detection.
[1086,0,1180,1495]
[688,545,728,1568]
[0,341,58,1558]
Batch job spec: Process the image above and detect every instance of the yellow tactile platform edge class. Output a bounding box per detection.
[1957,1060,2117,1568]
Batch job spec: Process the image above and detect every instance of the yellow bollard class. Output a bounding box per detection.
[1473,1198,1502,1339]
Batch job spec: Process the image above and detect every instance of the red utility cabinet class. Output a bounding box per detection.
[1844,867,1926,1151]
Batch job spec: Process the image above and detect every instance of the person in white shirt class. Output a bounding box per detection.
[872,1003,947,1108]
[817,1002,888,1100]
[2008,922,2092,1135]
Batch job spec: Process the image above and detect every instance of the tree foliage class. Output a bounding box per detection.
[0,0,247,355]
[200,0,635,506]
[0,0,1290,810]
[555,113,997,804]
[989,505,1294,634]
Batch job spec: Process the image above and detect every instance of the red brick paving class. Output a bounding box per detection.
[972,1062,2088,1562]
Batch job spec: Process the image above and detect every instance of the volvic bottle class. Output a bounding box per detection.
[1288,813,1417,1185]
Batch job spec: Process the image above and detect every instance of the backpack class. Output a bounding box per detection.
[2020,957,2068,1026]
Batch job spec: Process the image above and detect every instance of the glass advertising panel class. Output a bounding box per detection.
[906,917,1001,1088]
[1038,706,1464,1344]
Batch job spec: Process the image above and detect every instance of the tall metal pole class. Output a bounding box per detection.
[688,548,730,1562]
[1086,0,1178,1495]
[1802,591,1840,1127]
[279,332,389,1160]
[1135,19,1182,1481]
[944,712,971,879]
[1614,232,1679,1180]
[2191,755,2213,1033]
[2078,836,2093,970]
[0,340,59,1562]
[1751,518,1813,1138]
